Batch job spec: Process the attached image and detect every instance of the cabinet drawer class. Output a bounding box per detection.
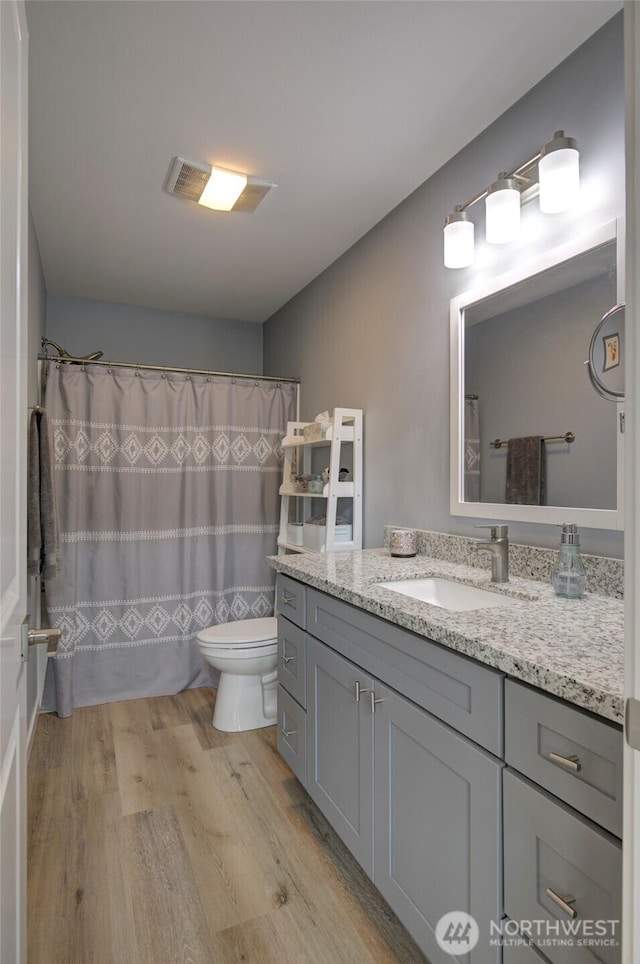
[277,685,307,786]
[277,616,307,708]
[505,680,623,837]
[276,574,306,629]
[503,769,622,964]
[307,587,504,755]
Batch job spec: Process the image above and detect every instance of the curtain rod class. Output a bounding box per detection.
[38,354,300,385]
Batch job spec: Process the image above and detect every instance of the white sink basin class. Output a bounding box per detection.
[376,577,518,612]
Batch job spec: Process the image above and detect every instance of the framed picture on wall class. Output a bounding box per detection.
[602,332,620,372]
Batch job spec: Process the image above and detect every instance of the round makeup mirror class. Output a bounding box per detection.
[585,303,625,401]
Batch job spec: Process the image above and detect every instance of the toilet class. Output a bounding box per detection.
[196,616,278,732]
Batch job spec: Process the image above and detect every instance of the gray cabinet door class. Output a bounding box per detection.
[373,683,503,964]
[306,636,375,876]
[503,940,552,964]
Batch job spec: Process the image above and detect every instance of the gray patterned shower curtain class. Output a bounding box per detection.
[41,360,296,717]
[464,396,481,501]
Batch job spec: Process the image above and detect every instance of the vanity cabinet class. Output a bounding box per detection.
[275,576,624,964]
[278,576,503,964]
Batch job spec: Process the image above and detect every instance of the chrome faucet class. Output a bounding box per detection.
[473,525,509,583]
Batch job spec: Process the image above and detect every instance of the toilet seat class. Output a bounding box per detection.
[197,616,277,649]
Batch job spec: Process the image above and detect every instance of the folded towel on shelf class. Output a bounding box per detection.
[505,436,546,506]
[28,406,62,579]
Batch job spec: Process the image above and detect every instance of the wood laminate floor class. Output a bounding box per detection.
[27,687,427,964]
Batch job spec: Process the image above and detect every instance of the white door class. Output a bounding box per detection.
[0,2,29,963]
[624,3,640,963]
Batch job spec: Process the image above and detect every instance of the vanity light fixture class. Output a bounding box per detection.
[485,174,521,244]
[444,209,475,269]
[443,130,580,268]
[164,156,276,213]
[538,131,580,213]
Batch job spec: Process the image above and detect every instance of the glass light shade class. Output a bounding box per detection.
[198,167,248,211]
[539,147,580,213]
[444,214,474,269]
[485,180,520,244]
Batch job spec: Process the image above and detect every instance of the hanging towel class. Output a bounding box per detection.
[28,406,62,579]
[505,436,546,505]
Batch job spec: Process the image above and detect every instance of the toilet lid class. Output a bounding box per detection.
[197,616,277,646]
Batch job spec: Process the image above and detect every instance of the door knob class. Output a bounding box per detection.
[21,620,60,661]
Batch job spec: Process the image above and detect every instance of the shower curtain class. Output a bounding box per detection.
[464,396,481,501]
[41,360,296,717]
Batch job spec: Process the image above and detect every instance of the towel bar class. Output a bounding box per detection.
[489,431,575,450]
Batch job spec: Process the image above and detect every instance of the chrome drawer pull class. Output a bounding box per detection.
[280,589,295,604]
[282,728,297,738]
[281,653,296,664]
[546,888,577,919]
[548,751,582,772]
[355,681,370,702]
[370,691,385,713]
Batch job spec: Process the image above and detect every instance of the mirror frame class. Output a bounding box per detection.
[450,218,624,530]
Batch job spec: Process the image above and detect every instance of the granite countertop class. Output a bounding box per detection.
[267,548,625,724]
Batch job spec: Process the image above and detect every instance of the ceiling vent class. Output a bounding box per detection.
[164,157,275,212]
[165,157,211,203]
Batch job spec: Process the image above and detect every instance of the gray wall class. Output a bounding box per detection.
[263,15,624,557]
[46,295,263,374]
[465,274,618,509]
[27,212,47,728]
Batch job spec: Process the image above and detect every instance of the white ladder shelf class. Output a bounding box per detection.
[277,408,363,554]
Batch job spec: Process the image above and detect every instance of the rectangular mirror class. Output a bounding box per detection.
[450,219,624,530]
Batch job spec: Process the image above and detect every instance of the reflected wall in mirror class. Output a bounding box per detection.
[450,219,624,530]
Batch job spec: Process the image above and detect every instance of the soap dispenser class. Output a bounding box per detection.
[551,524,586,599]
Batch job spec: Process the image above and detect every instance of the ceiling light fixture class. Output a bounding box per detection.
[198,166,248,212]
[164,156,276,213]
[443,130,580,268]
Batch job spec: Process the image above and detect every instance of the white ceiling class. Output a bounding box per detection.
[27,0,621,324]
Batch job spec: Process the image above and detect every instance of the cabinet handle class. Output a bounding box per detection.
[355,681,370,702]
[280,589,295,604]
[370,691,385,713]
[282,728,297,739]
[281,653,296,665]
[546,888,578,919]
[548,751,582,772]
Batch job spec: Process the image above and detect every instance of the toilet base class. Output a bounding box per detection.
[213,671,277,732]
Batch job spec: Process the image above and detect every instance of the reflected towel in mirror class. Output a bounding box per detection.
[506,436,546,505]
